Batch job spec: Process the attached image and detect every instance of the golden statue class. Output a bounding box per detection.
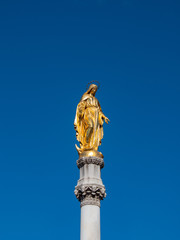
[74,83,109,158]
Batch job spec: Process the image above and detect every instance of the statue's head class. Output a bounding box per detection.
[86,81,100,96]
[88,84,98,95]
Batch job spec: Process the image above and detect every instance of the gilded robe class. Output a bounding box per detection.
[74,92,104,152]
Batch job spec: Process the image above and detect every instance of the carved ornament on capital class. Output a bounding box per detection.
[74,184,106,207]
[76,157,104,169]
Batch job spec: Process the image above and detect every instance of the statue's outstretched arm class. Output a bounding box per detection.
[98,103,110,124]
[102,113,110,124]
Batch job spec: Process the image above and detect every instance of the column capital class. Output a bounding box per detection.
[74,184,106,207]
[76,156,104,169]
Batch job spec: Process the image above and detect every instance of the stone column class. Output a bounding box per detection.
[74,156,106,240]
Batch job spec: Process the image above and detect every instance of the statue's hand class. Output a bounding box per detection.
[104,117,110,124]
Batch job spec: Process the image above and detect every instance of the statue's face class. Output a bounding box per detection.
[90,87,97,95]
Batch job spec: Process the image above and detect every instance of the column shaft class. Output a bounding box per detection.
[81,205,100,240]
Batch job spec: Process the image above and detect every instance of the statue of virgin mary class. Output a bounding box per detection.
[74,83,109,157]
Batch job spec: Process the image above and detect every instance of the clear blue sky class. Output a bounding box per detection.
[0,0,180,239]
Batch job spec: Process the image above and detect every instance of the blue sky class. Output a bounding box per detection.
[0,0,180,239]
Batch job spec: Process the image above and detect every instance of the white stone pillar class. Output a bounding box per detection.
[81,205,100,240]
[74,157,106,240]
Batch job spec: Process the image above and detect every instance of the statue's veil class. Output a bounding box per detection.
[80,84,98,101]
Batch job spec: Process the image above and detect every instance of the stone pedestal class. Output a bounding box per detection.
[74,156,106,240]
